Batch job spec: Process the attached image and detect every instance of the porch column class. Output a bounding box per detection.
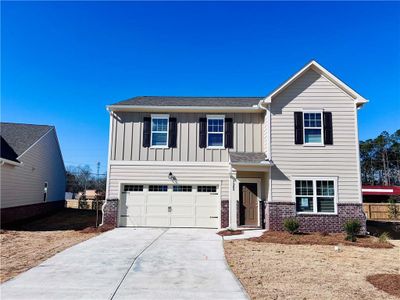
[229,168,239,229]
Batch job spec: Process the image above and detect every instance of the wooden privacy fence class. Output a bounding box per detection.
[66,199,104,210]
[363,203,400,220]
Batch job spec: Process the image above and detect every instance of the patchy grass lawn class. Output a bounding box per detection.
[0,209,111,283]
[224,236,400,300]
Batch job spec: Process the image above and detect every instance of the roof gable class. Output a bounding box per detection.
[0,123,53,160]
[262,60,368,107]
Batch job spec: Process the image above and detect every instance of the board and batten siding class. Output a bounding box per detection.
[1,129,66,209]
[109,112,264,162]
[107,162,230,199]
[270,69,361,204]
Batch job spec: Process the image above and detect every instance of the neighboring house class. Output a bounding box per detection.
[103,60,368,233]
[0,122,66,224]
[362,185,400,203]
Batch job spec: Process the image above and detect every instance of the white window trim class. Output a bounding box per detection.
[206,115,225,149]
[292,176,338,215]
[303,110,324,146]
[150,114,169,148]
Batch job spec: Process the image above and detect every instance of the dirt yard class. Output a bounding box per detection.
[0,209,110,283]
[224,238,400,300]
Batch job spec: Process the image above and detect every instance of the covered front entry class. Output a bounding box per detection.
[239,182,259,226]
[119,184,220,228]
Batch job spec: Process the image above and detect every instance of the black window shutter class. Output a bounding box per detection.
[225,118,233,148]
[199,118,207,148]
[168,117,177,148]
[142,117,151,147]
[294,112,303,144]
[323,112,333,145]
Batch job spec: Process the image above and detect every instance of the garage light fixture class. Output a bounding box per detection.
[168,172,177,183]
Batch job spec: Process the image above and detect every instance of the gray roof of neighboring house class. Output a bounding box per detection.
[229,152,268,164]
[112,96,264,107]
[0,122,54,162]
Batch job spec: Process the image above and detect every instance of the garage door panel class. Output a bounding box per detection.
[145,216,170,227]
[147,195,169,205]
[146,205,169,215]
[171,195,195,206]
[120,216,145,227]
[120,185,219,228]
[171,205,194,215]
[196,217,218,228]
[170,217,195,227]
[196,205,217,215]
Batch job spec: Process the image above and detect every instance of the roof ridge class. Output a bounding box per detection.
[136,96,264,98]
[0,122,54,128]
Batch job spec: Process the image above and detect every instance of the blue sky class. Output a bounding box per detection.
[2,1,399,174]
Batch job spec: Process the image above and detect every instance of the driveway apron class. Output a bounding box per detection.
[1,228,248,300]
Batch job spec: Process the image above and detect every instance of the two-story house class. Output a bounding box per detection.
[102,60,368,233]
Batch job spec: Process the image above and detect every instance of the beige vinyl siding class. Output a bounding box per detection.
[270,69,361,204]
[110,112,264,162]
[107,162,230,199]
[1,130,66,209]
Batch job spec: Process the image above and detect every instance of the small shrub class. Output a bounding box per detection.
[378,232,391,243]
[283,218,300,234]
[343,219,361,242]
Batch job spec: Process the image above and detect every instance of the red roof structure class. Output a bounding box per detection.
[362,185,400,196]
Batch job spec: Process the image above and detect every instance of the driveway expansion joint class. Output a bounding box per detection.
[109,228,168,300]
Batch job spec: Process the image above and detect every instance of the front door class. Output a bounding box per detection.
[239,183,258,226]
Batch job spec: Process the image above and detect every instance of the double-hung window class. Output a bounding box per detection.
[151,115,169,147]
[207,115,224,148]
[294,178,337,214]
[303,112,323,145]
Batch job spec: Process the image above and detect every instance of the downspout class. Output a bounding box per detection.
[258,99,273,228]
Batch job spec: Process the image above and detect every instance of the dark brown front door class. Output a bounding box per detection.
[239,183,258,226]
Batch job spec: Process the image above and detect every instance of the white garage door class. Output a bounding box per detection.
[119,184,220,228]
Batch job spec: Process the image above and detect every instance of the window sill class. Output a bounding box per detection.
[206,146,225,150]
[296,212,337,216]
[150,146,169,149]
[303,144,325,147]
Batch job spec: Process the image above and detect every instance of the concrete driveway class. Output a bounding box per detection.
[1,228,248,300]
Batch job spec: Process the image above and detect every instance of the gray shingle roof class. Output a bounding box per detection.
[112,96,264,107]
[0,122,54,162]
[229,152,268,164]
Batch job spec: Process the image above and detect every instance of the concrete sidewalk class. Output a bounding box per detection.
[1,228,248,300]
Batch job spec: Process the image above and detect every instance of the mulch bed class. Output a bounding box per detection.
[81,225,114,233]
[217,229,243,236]
[249,231,394,249]
[367,274,400,298]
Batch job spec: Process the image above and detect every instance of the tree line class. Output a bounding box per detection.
[360,129,400,186]
[66,165,106,194]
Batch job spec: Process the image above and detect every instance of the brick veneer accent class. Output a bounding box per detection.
[102,199,118,227]
[266,202,366,234]
[221,200,229,228]
[1,200,65,226]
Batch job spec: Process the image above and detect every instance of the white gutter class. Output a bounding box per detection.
[0,158,22,166]
[107,105,263,113]
[230,161,274,167]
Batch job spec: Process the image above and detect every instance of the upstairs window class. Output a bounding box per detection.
[304,112,323,145]
[151,115,169,147]
[207,116,224,148]
[294,178,336,214]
